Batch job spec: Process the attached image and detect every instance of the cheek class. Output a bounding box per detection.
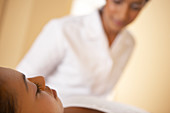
[128,11,140,23]
[107,3,117,16]
[33,93,63,113]
[104,5,115,24]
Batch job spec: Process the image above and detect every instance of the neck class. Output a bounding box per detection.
[106,31,118,47]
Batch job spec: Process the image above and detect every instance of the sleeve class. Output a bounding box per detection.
[16,19,65,77]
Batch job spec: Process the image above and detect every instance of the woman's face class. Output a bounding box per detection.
[0,67,63,113]
[102,0,146,33]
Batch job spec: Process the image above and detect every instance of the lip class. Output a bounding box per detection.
[115,20,124,27]
[113,19,125,27]
[52,89,57,99]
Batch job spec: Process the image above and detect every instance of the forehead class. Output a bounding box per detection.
[129,0,145,1]
[109,0,146,3]
[0,67,23,89]
[129,0,146,4]
[0,67,28,113]
[0,67,20,79]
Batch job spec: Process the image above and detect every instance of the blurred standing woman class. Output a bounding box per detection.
[17,0,149,101]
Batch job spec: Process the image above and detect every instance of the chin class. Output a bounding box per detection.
[111,27,122,33]
[58,99,64,113]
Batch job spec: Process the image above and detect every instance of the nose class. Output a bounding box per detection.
[45,86,58,99]
[45,86,52,93]
[28,76,45,90]
[119,4,129,21]
[45,86,53,95]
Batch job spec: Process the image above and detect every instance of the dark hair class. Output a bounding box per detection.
[0,82,17,113]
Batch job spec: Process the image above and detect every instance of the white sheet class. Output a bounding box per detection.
[63,96,149,113]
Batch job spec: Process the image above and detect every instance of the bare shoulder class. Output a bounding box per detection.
[64,107,105,113]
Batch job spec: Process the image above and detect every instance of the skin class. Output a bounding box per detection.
[64,107,104,113]
[0,67,63,113]
[101,0,147,46]
[0,67,106,113]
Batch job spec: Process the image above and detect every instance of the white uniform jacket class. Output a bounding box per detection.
[17,10,135,100]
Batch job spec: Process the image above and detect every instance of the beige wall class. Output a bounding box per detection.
[114,0,170,113]
[0,0,5,29]
[0,0,72,68]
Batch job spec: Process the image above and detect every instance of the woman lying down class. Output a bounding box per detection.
[0,67,149,113]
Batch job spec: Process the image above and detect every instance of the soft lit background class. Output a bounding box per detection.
[0,0,169,113]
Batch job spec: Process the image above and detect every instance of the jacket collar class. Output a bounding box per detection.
[83,10,107,42]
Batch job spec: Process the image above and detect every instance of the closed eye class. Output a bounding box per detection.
[131,3,143,10]
[112,0,123,4]
[35,83,42,96]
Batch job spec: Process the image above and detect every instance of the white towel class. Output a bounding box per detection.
[63,96,149,113]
